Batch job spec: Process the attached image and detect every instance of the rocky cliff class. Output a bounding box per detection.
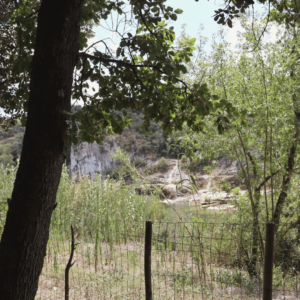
[69,139,119,179]
[69,140,243,211]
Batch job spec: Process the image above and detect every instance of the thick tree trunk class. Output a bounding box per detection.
[0,0,83,299]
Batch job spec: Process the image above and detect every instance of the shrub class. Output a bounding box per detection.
[109,165,133,181]
[231,187,240,195]
[132,157,147,168]
[156,157,169,171]
[181,155,188,163]
[221,182,231,192]
[203,166,213,174]
[143,157,169,175]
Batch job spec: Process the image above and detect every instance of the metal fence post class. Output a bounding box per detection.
[145,221,152,300]
[263,222,275,300]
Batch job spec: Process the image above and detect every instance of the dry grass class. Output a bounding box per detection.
[35,238,272,300]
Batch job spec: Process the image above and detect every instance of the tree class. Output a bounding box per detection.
[0,1,85,298]
[180,17,300,276]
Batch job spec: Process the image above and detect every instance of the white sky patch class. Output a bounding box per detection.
[109,31,117,40]
[110,42,119,53]
[85,36,105,55]
[225,19,281,49]
[226,20,244,47]
[72,34,113,106]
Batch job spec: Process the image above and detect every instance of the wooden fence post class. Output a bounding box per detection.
[263,222,275,300]
[145,221,152,300]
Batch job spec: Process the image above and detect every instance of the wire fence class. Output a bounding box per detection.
[35,221,300,299]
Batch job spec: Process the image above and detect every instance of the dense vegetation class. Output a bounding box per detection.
[0,123,24,166]
[117,110,186,158]
[171,15,300,278]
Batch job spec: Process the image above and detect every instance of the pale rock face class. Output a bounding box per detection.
[69,140,118,179]
[217,156,239,175]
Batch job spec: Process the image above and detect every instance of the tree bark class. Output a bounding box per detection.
[273,139,297,228]
[0,0,83,299]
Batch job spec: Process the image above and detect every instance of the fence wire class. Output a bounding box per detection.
[35,221,300,299]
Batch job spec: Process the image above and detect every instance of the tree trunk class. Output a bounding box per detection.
[0,0,83,299]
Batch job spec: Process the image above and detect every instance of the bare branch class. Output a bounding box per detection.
[65,225,78,300]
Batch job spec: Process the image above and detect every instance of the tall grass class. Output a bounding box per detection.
[52,166,166,241]
[0,164,166,238]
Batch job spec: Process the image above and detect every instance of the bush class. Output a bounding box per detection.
[109,165,132,181]
[221,182,231,192]
[138,142,151,153]
[203,166,213,174]
[143,157,169,175]
[156,157,169,171]
[231,187,240,195]
[181,155,188,163]
[132,157,147,168]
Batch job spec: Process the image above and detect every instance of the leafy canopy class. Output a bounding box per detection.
[179,16,300,226]
[1,0,231,144]
[3,0,291,141]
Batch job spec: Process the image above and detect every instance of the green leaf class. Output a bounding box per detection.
[170,14,177,21]
[190,175,197,187]
[174,9,183,14]
[151,7,159,13]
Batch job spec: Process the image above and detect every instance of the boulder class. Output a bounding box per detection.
[196,177,208,189]
[180,187,189,194]
[161,184,177,199]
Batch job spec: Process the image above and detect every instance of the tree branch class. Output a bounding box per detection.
[273,137,298,226]
[78,52,189,91]
[247,151,257,178]
[255,168,281,193]
[65,225,78,300]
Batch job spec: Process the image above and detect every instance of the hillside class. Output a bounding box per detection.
[116,110,185,158]
[1,113,223,187]
[69,109,191,178]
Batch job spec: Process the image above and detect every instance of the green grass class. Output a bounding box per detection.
[0,163,167,238]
